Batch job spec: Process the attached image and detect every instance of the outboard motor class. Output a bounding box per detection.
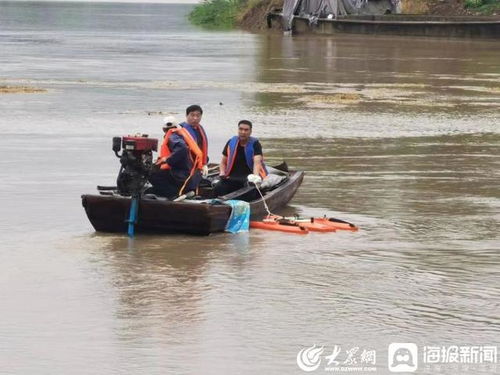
[112,135,158,196]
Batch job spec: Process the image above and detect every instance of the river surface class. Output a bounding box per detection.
[0,2,499,374]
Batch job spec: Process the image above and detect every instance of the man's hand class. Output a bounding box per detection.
[202,165,209,178]
[247,174,262,186]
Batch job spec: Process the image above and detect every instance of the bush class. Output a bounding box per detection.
[465,0,500,14]
[189,0,244,29]
[465,0,483,8]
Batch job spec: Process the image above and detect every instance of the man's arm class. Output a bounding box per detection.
[219,155,228,177]
[252,141,264,176]
[253,154,263,176]
[219,141,230,177]
[165,136,188,167]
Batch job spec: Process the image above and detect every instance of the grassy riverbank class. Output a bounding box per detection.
[189,0,282,29]
[420,0,500,15]
[188,0,500,29]
[188,0,243,29]
[465,0,500,14]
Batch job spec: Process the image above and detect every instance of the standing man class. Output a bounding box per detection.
[214,120,268,197]
[179,104,209,180]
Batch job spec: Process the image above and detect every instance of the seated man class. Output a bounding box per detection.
[214,120,268,197]
[147,116,204,199]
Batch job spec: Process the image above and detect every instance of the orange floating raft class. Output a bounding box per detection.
[306,217,358,232]
[250,217,309,234]
[250,215,358,234]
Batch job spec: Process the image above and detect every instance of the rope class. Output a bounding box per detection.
[177,153,201,196]
[252,182,274,217]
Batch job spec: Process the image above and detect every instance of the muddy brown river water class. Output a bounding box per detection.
[0,2,499,374]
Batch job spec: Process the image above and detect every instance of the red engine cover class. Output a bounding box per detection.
[122,136,158,152]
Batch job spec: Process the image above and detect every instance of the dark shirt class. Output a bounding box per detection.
[166,133,191,181]
[223,140,262,178]
[192,126,204,151]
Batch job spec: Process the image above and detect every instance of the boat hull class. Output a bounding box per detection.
[82,195,232,235]
[82,170,304,235]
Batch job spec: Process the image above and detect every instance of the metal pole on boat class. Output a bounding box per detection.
[127,196,139,237]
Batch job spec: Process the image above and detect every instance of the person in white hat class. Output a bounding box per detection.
[162,115,178,133]
[146,112,205,199]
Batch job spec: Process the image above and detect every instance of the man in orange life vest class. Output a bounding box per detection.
[178,104,209,178]
[147,105,208,199]
[214,120,268,197]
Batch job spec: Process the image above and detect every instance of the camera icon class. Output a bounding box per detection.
[388,343,418,372]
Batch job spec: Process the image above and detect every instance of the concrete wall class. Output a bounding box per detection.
[288,15,500,38]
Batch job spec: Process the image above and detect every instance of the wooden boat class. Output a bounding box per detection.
[268,12,500,39]
[81,163,304,235]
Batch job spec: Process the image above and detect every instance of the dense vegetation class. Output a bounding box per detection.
[464,0,500,14]
[188,0,244,29]
[189,0,282,29]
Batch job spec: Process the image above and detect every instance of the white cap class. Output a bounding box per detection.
[163,115,178,127]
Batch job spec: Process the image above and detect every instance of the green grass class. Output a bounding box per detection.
[189,0,244,29]
[464,0,500,14]
[465,0,483,7]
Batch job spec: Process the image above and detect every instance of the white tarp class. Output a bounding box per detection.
[282,0,400,30]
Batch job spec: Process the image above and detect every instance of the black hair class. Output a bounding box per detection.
[238,120,252,129]
[186,104,203,115]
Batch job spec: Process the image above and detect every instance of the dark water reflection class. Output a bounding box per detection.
[258,33,500,82]
[253,33,500,117]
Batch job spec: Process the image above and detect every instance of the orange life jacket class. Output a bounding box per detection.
[181,123,208,166]
[156,128,203,171]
